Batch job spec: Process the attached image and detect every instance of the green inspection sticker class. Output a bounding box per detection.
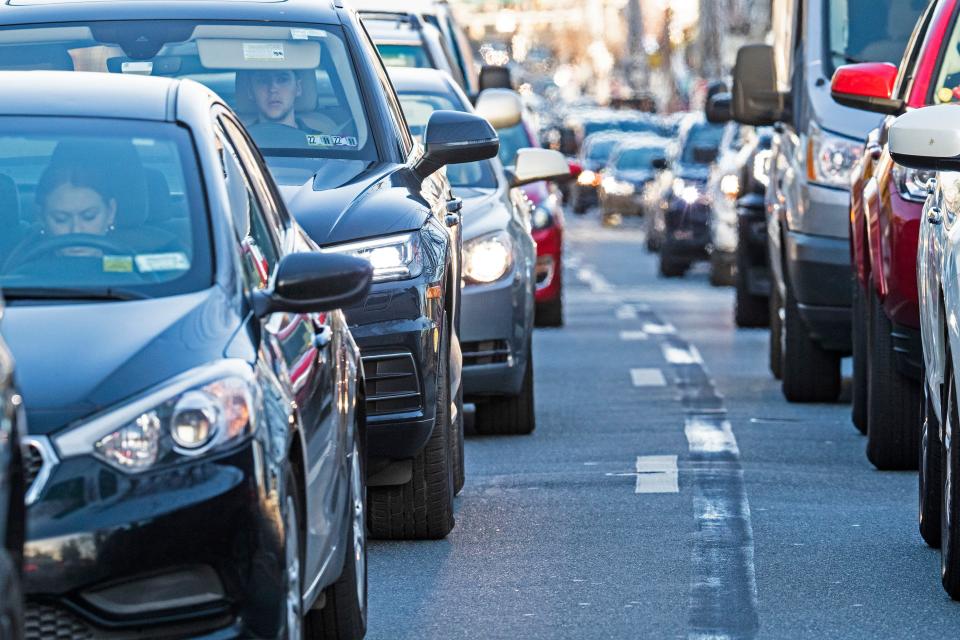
[103,255,134,273]
[306,134,358,148]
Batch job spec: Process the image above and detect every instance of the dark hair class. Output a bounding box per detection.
[36,163,116,209]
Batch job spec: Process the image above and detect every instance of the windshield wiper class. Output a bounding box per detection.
[1,286,149,302]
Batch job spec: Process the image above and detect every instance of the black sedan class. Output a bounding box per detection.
[0,0,499,541]
[0,70,371,639]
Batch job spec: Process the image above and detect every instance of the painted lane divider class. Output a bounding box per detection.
[619,330,648,341]
[616,304,638,320]
[630,368,667,387]
[634,455,679,493]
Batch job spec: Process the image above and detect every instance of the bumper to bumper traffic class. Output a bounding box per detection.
[785,230,851,352]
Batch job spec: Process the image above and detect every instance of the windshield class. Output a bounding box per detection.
[0,21,376,190]
[496,122,532,168]
[0,117,211,300]
[681,123,725,164]
[585,138,618,163]
[376,43,431,69]
[614,147,665,171]
[932,11,960,104]
[825,0,925,75]
[395,89,497,189]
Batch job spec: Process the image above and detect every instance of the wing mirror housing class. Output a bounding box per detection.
[889,104,960,171]
[732,44,791,126]
[706,92,732,124]
[567,160,583,179]
[474,88,523,130]
[830,62,903,115]
[252,252,372,317]
[413,110,499,180]
[478,64,512,91]
[506,148,572,188]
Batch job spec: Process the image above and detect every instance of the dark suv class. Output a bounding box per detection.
[0,0,499,540]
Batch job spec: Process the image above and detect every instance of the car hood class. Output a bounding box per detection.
[277,168,428,247]
[4,287,241,435]
[459,188,510,241]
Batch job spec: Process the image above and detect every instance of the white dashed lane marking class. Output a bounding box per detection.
[616,304,639,320]
[634,455,679,494]
[619,330,648,341]
[630,368,666,387]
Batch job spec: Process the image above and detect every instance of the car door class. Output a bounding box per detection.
[215,110,342,583]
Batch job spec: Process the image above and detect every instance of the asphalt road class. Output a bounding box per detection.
[366,212,959,639]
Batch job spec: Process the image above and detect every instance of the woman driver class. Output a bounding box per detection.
[36,163,117,239]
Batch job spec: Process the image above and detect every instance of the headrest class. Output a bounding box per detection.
[0,174,20,229]
[234,70,319,116]
[47,140,149,229]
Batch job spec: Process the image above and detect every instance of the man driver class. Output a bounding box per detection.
[249,69,311,130]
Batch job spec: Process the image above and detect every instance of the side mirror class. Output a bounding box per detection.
[508,148,572,188]
[413,110,499,180]
[474,89,523,130]
[479,64,512,91]
[652,157,668,170]
[252,252,372,317]
[567,160,583,179]
[732,44,790,126]
[830,62,903,115]
[889,104,960,171]
[706,92,732,124]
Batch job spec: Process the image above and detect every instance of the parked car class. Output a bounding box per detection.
[890,103,960,600]
[0,0,501,540]
[830,0,941,470]
[645,115,724,277]
[391,69,567,434]
[0,70,372,639]
[730,0,925,402]
[0,298,24,640]
[360,10,463,86]
[477,89,570,327]
[598,137,668,219]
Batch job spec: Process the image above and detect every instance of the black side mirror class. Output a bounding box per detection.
[414,110,499,180]
[732,44,790,126]
[706,92,732,124]
[652,157,668,170]
[479,64,512,91]
[252,252,372,317]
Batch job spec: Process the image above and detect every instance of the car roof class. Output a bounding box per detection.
[388,66,456,95]
[348,0,442,16]
[0,70,179,121]
[0,0,341,26]
[365,18,426,44]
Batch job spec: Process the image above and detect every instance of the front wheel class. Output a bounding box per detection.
[734,220,767,328]
[921,381,942,548]
[474,342,536,436]
[851,279,868,434]
[769,284,782,380]
[535,281,563,328]
[781,281,841,403]
[942,363,960,598]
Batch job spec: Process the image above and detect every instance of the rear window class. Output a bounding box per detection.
[614,147,666,170]
[376,43,431,69]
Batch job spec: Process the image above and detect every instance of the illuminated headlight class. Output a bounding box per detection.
[720,174,740,200]
[55,362,257,473]
[532,204,553,230]
[806,122,862,188]
[464,231,513,284]
[892,164,935,203]
[602,176,635,196]
[673,178,703,204]
[578,170,600,187]
[325,232,422,283]
[753,150,772,188]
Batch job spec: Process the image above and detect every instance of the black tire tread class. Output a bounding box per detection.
[851,279,868,434]
[781,283,841,403]
[920,381,942,548]
[474,348,536,436]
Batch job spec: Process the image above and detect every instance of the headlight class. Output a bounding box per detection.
[578,170,601,187]
[602,176,635,196]
[463,231,513,284]
[532,204,554,230]
[892,164,935,203]
[753,150,772,188]
[325,232,422,283]
[55,361,257,473]
[720,174,740,200]
[806,122,862,188]
[673,178,703,205]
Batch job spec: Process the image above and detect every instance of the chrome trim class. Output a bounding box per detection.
[23,435,57,506]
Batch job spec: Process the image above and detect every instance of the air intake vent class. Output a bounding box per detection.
[25,602,93,640]
[462,341,511,366]
[362,351,422,415]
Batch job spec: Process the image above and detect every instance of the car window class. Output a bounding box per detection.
[0,21,378,190]
[614,148,666,170]
[219,112,288,233]
[825,0,926,76]
[932,10,960,104]
[682,123,725,164]
[0,116,211,299]
[497,122,533,168]
[376,43,432,68]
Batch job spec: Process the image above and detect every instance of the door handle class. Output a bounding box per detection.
[313,325,332,348]
[447,197,463,213]
[928,206,944,225]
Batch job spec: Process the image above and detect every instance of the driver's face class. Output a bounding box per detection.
[43,183,116,237]
[250,70,301,123]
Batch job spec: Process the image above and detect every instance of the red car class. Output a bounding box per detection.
[831,0,946,471]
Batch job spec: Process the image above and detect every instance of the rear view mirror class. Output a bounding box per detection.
[706,93,732,124]
[252,252,372,317]
[732,44,790,126]
[474,89,523,130]
[479,64,512,91]
[831,62,903,115]
[509,149,571,188]
[889,104,960,171]
[414,110,499,180]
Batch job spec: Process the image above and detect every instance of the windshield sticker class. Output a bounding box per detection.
[306,134,358,148]
[135,253,190,273]
[121,61,153,75]
[243,42,285,61]
[291,28,327,40]
[103,255,133,273]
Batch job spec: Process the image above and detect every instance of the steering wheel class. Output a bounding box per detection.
[4,233,138,274]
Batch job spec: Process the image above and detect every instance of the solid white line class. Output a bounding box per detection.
[630,368,666,387]
[635,455,679,493]
[619,330,648,341]
[616,305,638,320]
[661,342,702,365]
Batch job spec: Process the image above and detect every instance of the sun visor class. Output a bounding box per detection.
[197,39,320,70]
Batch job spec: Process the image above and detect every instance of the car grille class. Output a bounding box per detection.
[462,340,511,366]
[23,442,44,490]
[362,352,421,416]
[25,602,93,640]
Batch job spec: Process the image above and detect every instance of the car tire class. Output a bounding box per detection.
[282,467,304,640]
[307,435,367,640]
[709,254,733,287]
[659,250,687,278]
[734,220,768,328]
[451,381,465,496]
[921,380,942,549]
[535,283,563,328]
[769,284,783,380]
[851,278,868,434]
[781,281,841,403]
[367,320,455,540]
[865,288,921,470]
[942,363,960,599]
[474,342,536,435]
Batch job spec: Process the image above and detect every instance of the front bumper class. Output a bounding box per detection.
[346,279,442,460]
[662,199,712,261]
[24,440,283,639]
[784,230,852,352]
[600,191,645,216]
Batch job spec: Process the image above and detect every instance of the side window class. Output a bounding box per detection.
[215,121,280,290]
[356,18,414,155]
